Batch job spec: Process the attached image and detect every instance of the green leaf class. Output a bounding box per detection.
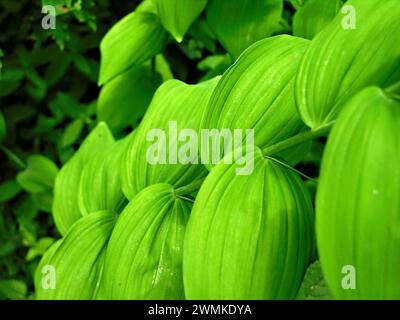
[206,0,283,59]
[184,148,315,299]
[17,155,59,193]
[99,184,190,299]
[53,122,114,235]
[316,87,400,299]
[0,179,22,202]
[44,54,71,86]
[61,118,85,148]
[78,135,131,216]
[0,279,27,300]
[26,237,55,261]
[295,0,400,129]
[49,92,82,119]
[99,10,167,85]
[154,0,207,42]
[32,191,53,213]
[0,111,6,142]
[97,65,161,132]
[293,0,343,39]
[201,35,310,168]
[35,211,117,299]
[121,77,220,200]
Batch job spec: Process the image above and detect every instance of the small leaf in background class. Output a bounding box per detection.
[44,54,71,86]
[61,118,84,148]
[49,92,82,119]
[25,68,48,101]
[154,54,174,81]
[26,237,55,261]
[206,0,283,59]
[0,110,6,142]
[0,279,27,300]
[72,54,98,82]
[99,11,167,85]
[293,0,343,39]
[153,0,207,42]
[0,48,4,78]
[0,68,25,97]
[16,155,59,193]
[32,191,54,213]
[197,54,232,81]
[0,179,22,202]
[97,65,161,132]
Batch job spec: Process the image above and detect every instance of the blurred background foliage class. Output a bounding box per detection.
[0,0,330,299]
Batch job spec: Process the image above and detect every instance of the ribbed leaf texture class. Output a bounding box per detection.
[99,184,191,299]
[201,35,310,167]
[206,0,283,59]
[295,0,400,129]
[52,122,114,235]
[35,211,116,299]
[184,148,315,299]
[316,87,400,299]
[293,0,343,40]
[78,134,131,216]
[99,11,167,85]
[121,77,220,200]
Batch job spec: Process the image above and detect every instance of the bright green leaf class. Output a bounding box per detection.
[99,10,167,85]
[206,0,283,59]
[53,122,114,235]
[97,65,161,132]
[154,0,207,42]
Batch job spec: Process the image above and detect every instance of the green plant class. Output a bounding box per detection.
[1,0,399,300]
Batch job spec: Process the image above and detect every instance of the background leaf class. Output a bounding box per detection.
[206,0,283,59]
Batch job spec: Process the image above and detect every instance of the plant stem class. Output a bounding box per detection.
[175,177,206,196]
[0,145,25,169]
[262,121,336,157]
[264,155,317,182]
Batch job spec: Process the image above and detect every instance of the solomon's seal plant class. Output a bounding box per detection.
[1,0,399,300]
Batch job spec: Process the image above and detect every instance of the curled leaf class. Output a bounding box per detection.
[201,35,310,167]
[100,184,191,299]
[316,87,400,299]
[295,0,400,129]
[35,211,117,300]
[99,11,167,85]
[121,77,220,200]
[53,122,114,235]
[184,148,315,299]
